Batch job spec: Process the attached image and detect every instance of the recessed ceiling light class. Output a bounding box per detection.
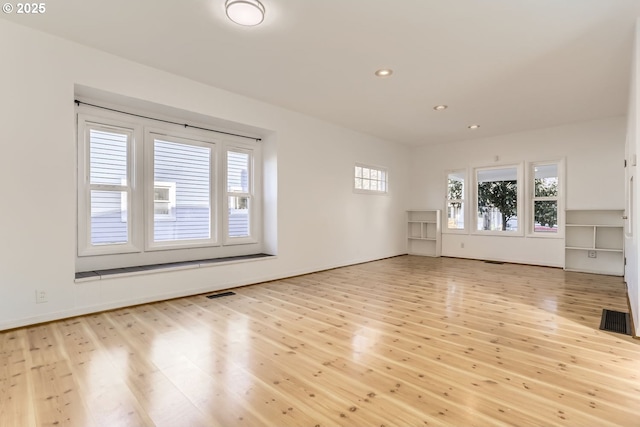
[375,69,393,77]
[433,105,448,111]
[468,124,480,129]
[225,0,265,26]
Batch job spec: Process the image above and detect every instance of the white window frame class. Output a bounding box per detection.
[354,163,388,194]
[76,104,262,271]
[224,144,258,245]
[77,114,142,256]
[145,130,219,251]
[472,163,524,236]
[527,159,564,238]
[444,169,467,234]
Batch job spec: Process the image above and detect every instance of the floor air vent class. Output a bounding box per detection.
[599,309,631,335]
[206,291,236,299]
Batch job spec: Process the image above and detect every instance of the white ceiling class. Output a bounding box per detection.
[4,0,640,145]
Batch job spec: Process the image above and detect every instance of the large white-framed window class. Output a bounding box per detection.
[529,160,563,237]
[354,163,388,194]
[146,132,217,250]
[445,169,466,233]
[77,105,262,270]
[473,164,523,235]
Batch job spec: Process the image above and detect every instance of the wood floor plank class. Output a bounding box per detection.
[0,329,36,427]
[1,255,639,426]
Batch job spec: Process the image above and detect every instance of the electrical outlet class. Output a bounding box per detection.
[35,290,47,304]
[588,250,597,259]
[460,242,465,249]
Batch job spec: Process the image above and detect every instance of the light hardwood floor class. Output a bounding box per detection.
[2,256,640,426]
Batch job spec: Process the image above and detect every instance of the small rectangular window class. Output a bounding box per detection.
[354,164,387,194]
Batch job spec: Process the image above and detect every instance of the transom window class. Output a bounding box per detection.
[354,163,388,194]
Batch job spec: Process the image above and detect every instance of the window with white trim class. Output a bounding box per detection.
[530,161,561,235]
[79,121,137,255]
[77,106,261,270]
[226,149,254,242]
[147,134,215,248]
[446,170,465,231]
[354,164,387,194]
[474,165,522,234]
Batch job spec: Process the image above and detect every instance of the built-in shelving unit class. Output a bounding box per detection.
[564,210,624,276]
[407,210,441,257]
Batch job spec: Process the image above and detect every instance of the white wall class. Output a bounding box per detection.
[410,117,626,267]
[624,19,640,336]
[0,21,410,330]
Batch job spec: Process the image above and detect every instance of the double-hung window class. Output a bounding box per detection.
[446,170,466,232]
[77,106,261,271]
[530,161,562,235]
[78,118,139,255]
[225,148,254,243]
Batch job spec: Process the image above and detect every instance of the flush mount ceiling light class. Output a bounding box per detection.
[375,69,393,77]
[225,0,265,26]
[433,105,448,111]
[468,124,480,129]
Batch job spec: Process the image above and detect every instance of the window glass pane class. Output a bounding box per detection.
[228,151,249,193]
[354,178,362,189]
[534,201,558,233]
[90,128,128,185]
[363,168,370,179]
[91,190,128,245]
[370,180,378,191]
[534,164,558,197]
[355,166,362,178]
[229,196,250,237]
[447,172,464,201]
[154,139,210,242]
[362,179,370,190]
[477,167,518,231]
[447,202,464,230]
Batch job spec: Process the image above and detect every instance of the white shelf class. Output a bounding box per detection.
[407,210,441,257]
[564,210,624,276]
